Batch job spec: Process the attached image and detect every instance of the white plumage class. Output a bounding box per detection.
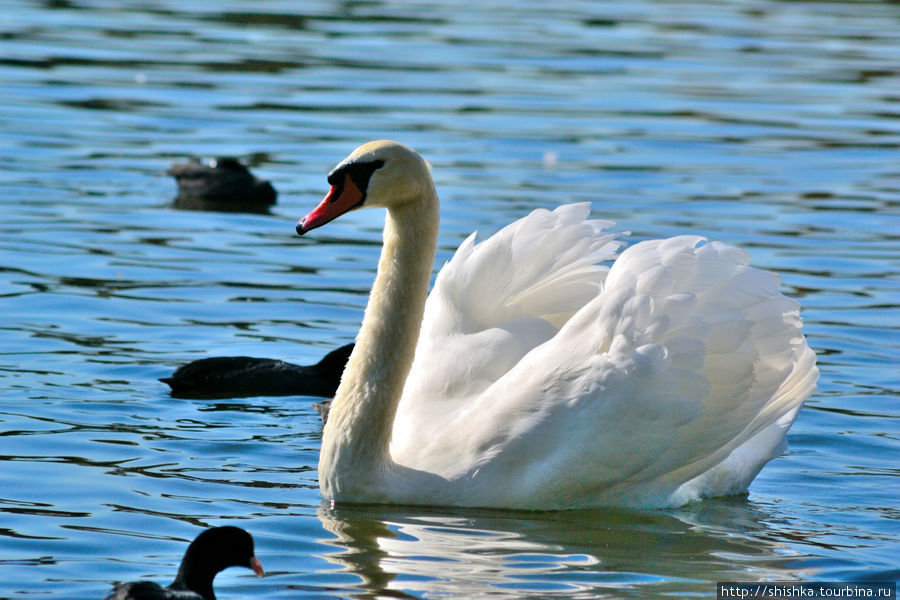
[298,141,818,510]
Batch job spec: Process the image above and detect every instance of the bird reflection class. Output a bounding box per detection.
[315,499,813,599]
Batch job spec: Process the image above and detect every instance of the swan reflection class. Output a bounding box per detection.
[316,499,810,598]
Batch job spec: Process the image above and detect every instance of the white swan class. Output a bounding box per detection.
[296,140,818,510]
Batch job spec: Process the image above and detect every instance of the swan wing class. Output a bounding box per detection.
[396,225,817,508]
[391,203,622,453]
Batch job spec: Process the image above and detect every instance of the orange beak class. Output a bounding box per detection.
[296,174,364,235]
[250,555,264,577]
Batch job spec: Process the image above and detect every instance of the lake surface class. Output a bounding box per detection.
[1,0,898,598]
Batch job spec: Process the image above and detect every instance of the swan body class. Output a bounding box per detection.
[297,141,817,510]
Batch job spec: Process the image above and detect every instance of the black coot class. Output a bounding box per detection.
[168,157,276,213]
[161,344,354,404]
[104,526,263,600]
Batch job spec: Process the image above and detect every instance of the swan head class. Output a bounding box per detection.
[297,140,432,235]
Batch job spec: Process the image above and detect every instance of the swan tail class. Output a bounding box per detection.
[670,342,818,504]
[461,235,817,508]
[591,236,818,505]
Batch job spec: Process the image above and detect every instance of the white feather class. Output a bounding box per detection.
[390,209,816,508]
[315,141,818,510]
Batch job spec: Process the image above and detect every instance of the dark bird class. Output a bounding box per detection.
[104,526,264,600]
[161,343,354,403]
[168,157,276,213]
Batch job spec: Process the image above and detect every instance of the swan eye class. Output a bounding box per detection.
[328,160,385,185]
[345,160,385,194]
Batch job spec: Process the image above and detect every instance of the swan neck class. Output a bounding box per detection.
[319,189,439,496]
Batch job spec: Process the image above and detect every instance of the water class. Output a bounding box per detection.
[1,0,898,597]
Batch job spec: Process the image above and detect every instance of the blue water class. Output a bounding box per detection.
[1,0,898,598]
